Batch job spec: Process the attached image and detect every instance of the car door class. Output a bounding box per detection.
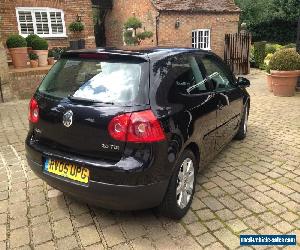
[152,53,219,165]
[201,54,244,152]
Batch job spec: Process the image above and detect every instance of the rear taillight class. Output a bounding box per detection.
[108,110,166,143]
[28,98,39,123]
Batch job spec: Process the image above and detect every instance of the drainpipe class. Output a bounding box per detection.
[156,12,160,46]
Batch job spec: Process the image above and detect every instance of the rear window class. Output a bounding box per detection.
[38,58,149,105]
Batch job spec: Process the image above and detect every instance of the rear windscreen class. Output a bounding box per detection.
[38,58,149,105]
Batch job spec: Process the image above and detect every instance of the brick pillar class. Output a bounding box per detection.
[297,18,300,90]
[0,15,10,101]
[0,15,9,82]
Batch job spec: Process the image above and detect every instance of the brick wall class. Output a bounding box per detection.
[0,0,96,49]
[158,12,239,58]
[105,0,239,57]
[5,69,48,101]
[105,0,158,48]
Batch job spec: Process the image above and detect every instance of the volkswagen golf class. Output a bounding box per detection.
[26,48,250,219]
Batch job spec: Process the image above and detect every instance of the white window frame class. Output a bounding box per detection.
[16,7,67,38]
[192,29,211,50]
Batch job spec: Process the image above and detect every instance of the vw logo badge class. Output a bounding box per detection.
[63,110,73,128]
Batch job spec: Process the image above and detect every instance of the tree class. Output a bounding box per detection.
[235,0,300,43]
[123,17,153,45]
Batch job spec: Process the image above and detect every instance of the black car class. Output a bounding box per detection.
[26,48,250,219]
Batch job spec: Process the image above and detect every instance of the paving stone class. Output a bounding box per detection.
[216,209,237,221]
[214,228,240,249]
[85,243,105,250]
[32,223,52,245]
[174,235,201,250]
[57,235,78,250]
[0,225,6,241]
[165,222,186,237]
[131,237,155,250]
[244,216,266,230]
[259,212,281,225]
[202,196,225,211]
[196,209,216,221]
[280,211,299,223]
[54,218,74,238]
[273,221,295,234]
[10,227,30,248]
[121,220,147,240]
[226,219,248,233]
[186,222,208,236]
[196,232,217,247]
[241,198,267,213]
[35,241,55,250]
[102,225,124,247]
[154,235,181,250]
[73,213,94,228]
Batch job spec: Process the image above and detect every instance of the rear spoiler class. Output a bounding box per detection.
[61,52,149,62]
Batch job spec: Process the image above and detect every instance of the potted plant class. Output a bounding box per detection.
[47,50,55,65]
[264,53,274,92]
[6,34,28,68]
[29,53,39,68]
[69,21,85,49]
[31,37,49,67]
[25,34,40,53]
[269,48,300,97]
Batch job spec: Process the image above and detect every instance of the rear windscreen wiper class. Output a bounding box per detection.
[67,95,114,105]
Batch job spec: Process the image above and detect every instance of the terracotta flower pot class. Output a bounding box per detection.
[27,47,32,54]
[266,73,273,92]
[9,47,28,68]
[47,57,55,65]
[30,60,38,68]
[271,70,300,97]
[32,50,48,67]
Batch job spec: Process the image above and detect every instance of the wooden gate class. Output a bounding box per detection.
[224,33,251,75]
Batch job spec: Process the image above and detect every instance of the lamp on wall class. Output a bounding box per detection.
[175,18,180,29]
[76,14,82,22]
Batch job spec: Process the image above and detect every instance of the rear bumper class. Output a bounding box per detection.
[26,150,169,211]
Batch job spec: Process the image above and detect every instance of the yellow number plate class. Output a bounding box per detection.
[45,159,90,184]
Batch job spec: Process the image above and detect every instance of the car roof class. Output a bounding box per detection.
[63,47,211,61]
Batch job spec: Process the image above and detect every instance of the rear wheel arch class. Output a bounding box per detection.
[185,142,200,167]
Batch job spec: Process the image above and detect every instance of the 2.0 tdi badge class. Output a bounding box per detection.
[63,110,73,128]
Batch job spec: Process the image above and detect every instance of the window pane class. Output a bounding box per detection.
[50,12,64,34]
[39,59,146,104]
[35,12,49,34]
[18,11,34,34]
[202,56,231,90]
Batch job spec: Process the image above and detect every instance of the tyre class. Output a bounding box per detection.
[158,149,198,220]
[235,103,249,140]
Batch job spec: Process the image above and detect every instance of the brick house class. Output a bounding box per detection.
[105,0,240,57]
[0,0,96,49]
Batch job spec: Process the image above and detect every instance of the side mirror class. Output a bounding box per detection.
[237,77,250,88]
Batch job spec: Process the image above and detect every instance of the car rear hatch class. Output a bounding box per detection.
[32,52,150,162]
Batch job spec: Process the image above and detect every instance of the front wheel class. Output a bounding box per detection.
[158,149,198,220]
[235,104,249,140]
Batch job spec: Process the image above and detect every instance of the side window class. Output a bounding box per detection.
[162,54,208,95]
[202,55,235,91]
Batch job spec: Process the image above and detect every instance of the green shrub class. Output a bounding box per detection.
[50,47,67,60]
[26,34,40,48]
[124,30,138,45]
[264,53,274,66]
[253,42,266,68]
[283,43,296,49]
[6,35,27,48]
[265,44,283,54]
[31,37,48,50]
[29,53,38,60]
[69,21,85,32]
[124,17,142,30]
[269,48,300,71]
[136,31,153,40]
[48,50,54,57]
